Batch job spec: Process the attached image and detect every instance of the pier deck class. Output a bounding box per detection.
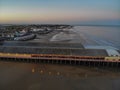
[0,42,119,67]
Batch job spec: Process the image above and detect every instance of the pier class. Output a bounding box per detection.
[0,53,120,68]
[0,42,120,68]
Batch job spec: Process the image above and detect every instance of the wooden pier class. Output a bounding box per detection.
[0,53,120,68]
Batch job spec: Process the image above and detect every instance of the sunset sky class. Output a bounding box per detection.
[0,0,120,25]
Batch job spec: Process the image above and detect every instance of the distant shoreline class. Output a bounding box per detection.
[0,24,120,27]
[74,25,120,27]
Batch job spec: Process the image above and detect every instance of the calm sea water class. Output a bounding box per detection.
[75,26,120,49]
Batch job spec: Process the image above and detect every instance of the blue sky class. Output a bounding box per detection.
[0,0,120,25]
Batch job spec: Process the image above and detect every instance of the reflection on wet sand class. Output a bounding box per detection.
[31,67,90,78]
[32,68,35,73]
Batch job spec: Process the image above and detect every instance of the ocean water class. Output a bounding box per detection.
[74,26,120,50]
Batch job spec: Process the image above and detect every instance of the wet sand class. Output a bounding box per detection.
[0,61,120,90]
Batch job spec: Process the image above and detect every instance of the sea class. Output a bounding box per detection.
[74,26,120,50]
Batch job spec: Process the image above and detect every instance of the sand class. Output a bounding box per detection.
[0,61,120,90]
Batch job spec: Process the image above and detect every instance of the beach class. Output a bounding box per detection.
[0,26,120,90]
[24,26,120,50]
[0,61,120,90]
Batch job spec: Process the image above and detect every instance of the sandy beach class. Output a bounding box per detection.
[0,61,120,90]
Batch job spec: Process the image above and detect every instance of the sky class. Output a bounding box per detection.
[0,0,120,25]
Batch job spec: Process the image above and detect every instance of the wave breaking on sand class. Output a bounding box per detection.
[50,32,76,42]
